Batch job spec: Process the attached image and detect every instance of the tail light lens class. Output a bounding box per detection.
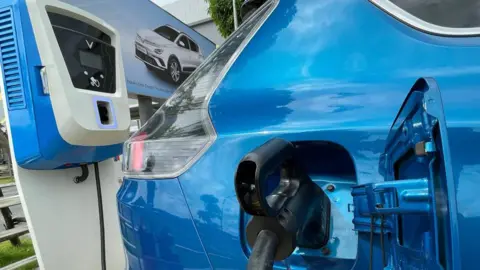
[123,0,278,178]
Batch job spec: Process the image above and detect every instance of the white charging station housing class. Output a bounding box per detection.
[2,0,130,169]
[27,0,130,145]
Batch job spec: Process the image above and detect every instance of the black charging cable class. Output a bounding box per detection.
[73,163,107,270]
[94,162,106,270]
[247,230,279,270]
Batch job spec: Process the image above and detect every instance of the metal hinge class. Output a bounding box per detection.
[351,178,430,233]
[352,178,430,269]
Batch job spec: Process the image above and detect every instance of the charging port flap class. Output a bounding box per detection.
[351,78,459,270]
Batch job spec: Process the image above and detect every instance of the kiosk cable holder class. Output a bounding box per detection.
[73,165,89,184]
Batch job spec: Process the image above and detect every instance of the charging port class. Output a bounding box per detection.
[97,101,111,125]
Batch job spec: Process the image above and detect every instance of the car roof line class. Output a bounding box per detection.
[158,24,198,44]
[162,24,180,33]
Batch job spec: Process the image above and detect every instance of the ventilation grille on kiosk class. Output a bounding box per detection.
[0,7,26,110]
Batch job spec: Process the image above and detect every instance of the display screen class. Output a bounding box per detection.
[79,50,103,70]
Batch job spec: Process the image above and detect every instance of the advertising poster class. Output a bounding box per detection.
[61,0,216,99]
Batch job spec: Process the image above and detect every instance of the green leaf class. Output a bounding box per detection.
[205,0,243,38]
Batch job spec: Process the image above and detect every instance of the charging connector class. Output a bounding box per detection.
[235,138,331,268]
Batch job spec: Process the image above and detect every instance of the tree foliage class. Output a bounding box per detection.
[205,0,243,38]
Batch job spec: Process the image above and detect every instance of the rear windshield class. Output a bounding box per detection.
[154,25,180,42]
[124,1,276,176]
[133,2,275,141]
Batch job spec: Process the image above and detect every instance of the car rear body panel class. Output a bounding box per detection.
[120,0,480,269]
[117,178,212,269]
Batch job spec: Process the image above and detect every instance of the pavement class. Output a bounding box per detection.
[0,184,24,233]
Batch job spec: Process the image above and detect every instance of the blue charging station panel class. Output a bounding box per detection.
[0,0,123,170]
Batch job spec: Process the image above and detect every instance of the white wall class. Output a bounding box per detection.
[158,0,209,25]
[153,0,225,45]
[193,21,225,45]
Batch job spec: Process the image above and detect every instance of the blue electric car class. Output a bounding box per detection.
[118,0,480,269]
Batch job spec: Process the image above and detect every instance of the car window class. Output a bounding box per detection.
[389,0,480,28]
[154,25,180,42]
[177,36,189,49]
[189,39,199,52]
[124,0,277,177]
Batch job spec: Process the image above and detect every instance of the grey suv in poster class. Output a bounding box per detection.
[136,25,205,84]
[61,0,215,99]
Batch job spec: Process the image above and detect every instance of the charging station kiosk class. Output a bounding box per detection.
[6,0,129,169]
[0,0,130,268]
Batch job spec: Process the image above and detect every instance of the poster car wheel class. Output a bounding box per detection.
[168,58,181,84]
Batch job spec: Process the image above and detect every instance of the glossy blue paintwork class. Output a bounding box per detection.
[2,0,122,170]
[117,178,212,269]
[119,0,480,269]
